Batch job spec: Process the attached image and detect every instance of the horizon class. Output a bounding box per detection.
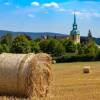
[0,0,100,37]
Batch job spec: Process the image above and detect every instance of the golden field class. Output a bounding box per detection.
[0,61,100,100]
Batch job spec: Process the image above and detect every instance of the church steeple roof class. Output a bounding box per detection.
[70,12,80,35]
[73,12,77,30]
[74,12,77,25]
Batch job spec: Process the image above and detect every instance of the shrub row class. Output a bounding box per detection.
[54,54,98,63]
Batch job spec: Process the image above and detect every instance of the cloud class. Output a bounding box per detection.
[43,2,59,8]
[31,2,40,6]
[93,13,100,17]
[72,11,100,18]
[28,14,35,18]
[58,8,73,13]
[59,8,66,12]
[4,2,10,6]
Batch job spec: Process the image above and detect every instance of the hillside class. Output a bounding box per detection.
[0,30,67,39]
[0,30,100,45]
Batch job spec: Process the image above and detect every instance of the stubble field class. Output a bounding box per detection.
[48,61,100,100]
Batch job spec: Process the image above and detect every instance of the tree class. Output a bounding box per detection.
[39,40,49,53]
[11,35,31,53]
[30,40,40,53]
[0,33,13,52]
[77,40,98,56]
[95,49,100,60]
[47,39,65,56]
[22,33,32,40]
[77,43,85,54]
[39,39,65,56]
[85,42,98,55]
[0,44,3,53]
[0,44,10,53]
[63,39,76,53]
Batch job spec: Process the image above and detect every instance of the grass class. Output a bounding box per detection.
[0,61,100,100]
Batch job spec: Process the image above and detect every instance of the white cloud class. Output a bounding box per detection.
[31,2,40,6]
[43,2,59,8]
[28,14,35,18]
[58,8,73,13]
[59,8,66,12]
[4,2,10,6]
[71,11,100,18]
[93,13,100,17]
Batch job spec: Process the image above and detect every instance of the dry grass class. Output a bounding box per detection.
[49,61,100,100]
[0,61,100,100]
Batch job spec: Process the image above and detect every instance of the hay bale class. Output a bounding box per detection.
[83,66,90,73]
[0,53,52,98]
[52,60,56,64]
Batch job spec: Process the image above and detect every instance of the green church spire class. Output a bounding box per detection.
[73,12,77,30]
[74,12,76,25]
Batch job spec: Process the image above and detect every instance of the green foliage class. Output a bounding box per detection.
[77,40,98,56]
[77,43,85,54]
[39,39,65,56]
[85,41,98,56]
[95,49,100,60]
[0,44,10,53]
[47,39,65,56]
[30,40,40,53]
[0,44,3,53]
[0,33,13,52]
[11,34,31,53]
[39,39,49,53]
[55,54,96,63]
[22,34,32,40]
[0,33,13,45]
[63,39,76,53]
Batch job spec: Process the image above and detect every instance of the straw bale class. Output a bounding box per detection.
[0,53,52,98]
[83,66,90,73]
[52,60,56,64]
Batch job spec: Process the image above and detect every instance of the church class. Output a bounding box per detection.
[70,13,80,44]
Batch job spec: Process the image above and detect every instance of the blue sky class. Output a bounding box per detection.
[0,0,100,37]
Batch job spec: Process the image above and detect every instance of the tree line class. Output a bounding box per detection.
[0,33,100,62]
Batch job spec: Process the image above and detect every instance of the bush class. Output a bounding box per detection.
[30,41,40,53]
[0,33,13,53]
[95,49,100,60]
[55,54,96,63]
[63,39,76,53]
[0,44,9,53]
[11,35,31,53]
[39,39,65,56]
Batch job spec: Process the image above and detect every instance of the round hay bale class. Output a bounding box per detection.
[52,60,56,64]
[83,66,90,73]
[0,53,52,98]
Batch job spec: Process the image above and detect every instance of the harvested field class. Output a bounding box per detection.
[0,61,100,100]
[50,62,100,100]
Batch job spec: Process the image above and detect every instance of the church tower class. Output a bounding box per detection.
[70,13,80,44]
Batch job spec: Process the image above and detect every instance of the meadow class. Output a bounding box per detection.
[0,61,100,100]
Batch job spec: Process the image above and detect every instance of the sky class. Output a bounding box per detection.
[0,0,100,37]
